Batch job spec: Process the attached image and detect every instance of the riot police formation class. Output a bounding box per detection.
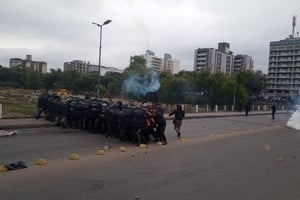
[36,93,168,146]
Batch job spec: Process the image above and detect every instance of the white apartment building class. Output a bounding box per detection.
[267,36,300,97]
[164,53,180,74]
[144,50,164,72]
[144,50,180,74]
[9,54,47,73]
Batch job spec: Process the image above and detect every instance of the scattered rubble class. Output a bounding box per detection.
[0,130,17,137]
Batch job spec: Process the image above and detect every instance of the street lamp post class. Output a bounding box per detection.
[92,19,112,96]
[232,87,236,111]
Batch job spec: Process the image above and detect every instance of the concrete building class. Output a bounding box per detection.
[164,53,180,74]
[267,16,300,97]
[143,50,180,74]
[64,60,123,75]
[194,42,234,75]
[88,64,123,75]
[64,60,88,74]
[233,54,254,72]
[144,50,164,72]
[9,54,47,73]
[194,42,254,75]
[266,36,300,97]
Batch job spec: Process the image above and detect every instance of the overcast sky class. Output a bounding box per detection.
[0,0,300,73]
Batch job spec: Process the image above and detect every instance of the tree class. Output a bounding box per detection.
[100,72,123,97]
[208,72,228,108]
[10,66,27,88]
[159,75,189,104]
[95,84,106,95]
[234,70,266,97]
[26,70,40,92]
[122,55,161,100]
[194,69,211,105]
[123,55,147,75]
[41,68,63,90]
[0,66,11,86]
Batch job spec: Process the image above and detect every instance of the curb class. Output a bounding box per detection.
[0,122,55,130]
[0,112,287,130]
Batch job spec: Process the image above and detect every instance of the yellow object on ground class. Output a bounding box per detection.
[180,137,188,142]
[139,144,146,148]
[157,141,163,145]
[118,146,126,152]
[69,153,79,160]
[97,150,105,155]
[0,165,8,172]
[36,158,47,165]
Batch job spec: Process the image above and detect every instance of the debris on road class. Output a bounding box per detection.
[119,146,126,152]
[0,165,8,172]
[97,150,105,156]
[104,145,109,151]
[0,130,17,137]
[69,153,79,160]
[180,137,188,142]
[36,158,47,165]
[4,160,27,171]
[264,144,271,151]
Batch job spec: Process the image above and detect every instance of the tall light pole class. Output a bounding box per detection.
[92,19,112,96]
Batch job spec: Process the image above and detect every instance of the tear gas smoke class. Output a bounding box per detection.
[286,105,300,130]
[122,69,160,96]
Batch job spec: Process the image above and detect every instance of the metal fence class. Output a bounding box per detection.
[0,101,36,118]
[0,101,287,119]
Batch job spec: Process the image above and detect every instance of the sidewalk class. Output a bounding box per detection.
[0,111,286,130]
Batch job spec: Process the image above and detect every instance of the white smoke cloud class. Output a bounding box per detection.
[122,69,160,96]
[286,106,300,130]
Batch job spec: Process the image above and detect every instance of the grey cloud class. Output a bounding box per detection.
[1,0,300,74]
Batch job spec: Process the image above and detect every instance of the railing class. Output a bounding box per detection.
[0,100,36,118]
[0,101,287,119]
[163,103,286,114]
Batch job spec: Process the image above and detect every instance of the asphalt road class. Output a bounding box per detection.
[1,114,300,200]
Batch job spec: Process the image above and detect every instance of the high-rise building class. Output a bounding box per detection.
[64,60,88,74]
[266,36,300,97]
[9,54,47,73]
[194,42,253,75]
[143,50,180,74]
[144,50,164,72]
[233,54,254,72]
[164,53,180,74]
[266,16,300,97]
[194,42,234,75]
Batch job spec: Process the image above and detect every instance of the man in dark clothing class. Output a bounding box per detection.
[36,92,50,119]
[271,103,276,120]
[244,101,251,116]
[153,103,167,145]
[169,104,185,137]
